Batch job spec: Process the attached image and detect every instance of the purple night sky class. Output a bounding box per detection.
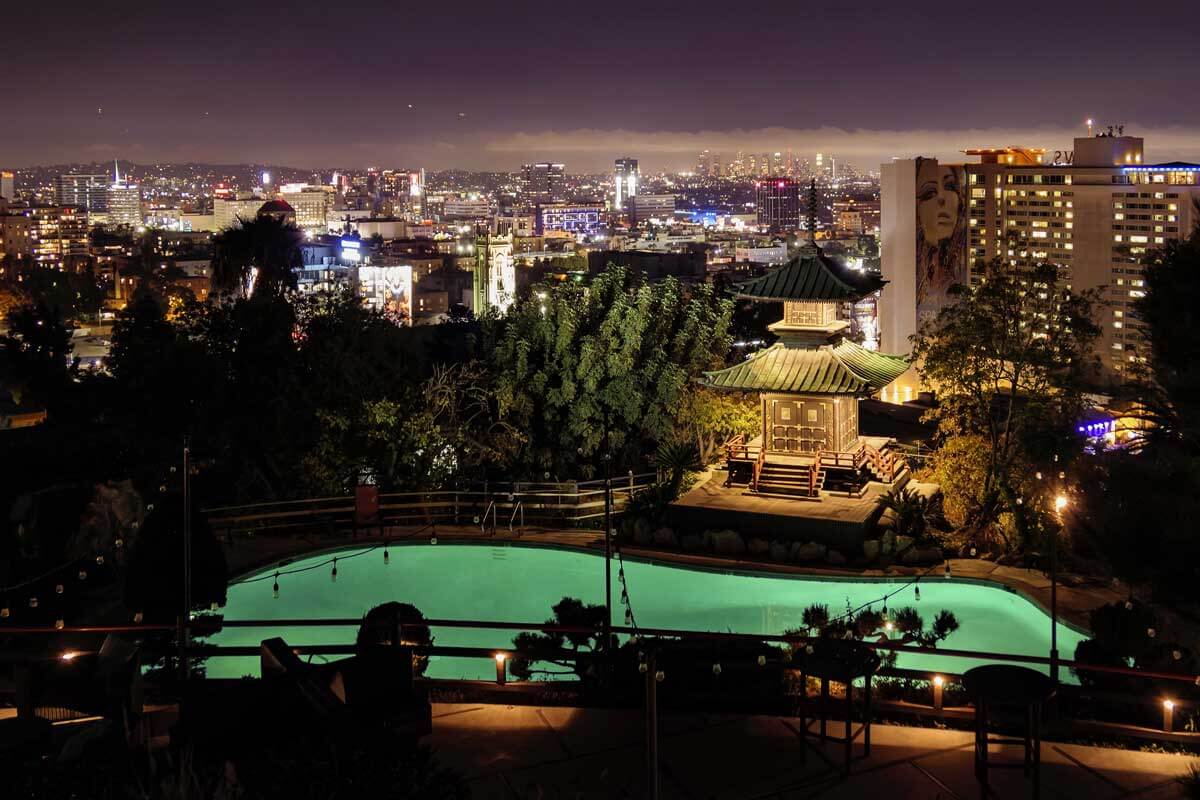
[4,0,1198,171]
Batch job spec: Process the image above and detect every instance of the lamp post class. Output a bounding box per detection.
[181,437,192,682]
[602,411,613,653]
[1050,492,1068,684]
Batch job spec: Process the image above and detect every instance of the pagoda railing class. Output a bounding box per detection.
[862,442,902,483]
[724,434,761,464]
[751,448,766,491]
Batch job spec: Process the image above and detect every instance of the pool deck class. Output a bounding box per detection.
[430,701,1198,798]
[221,524,1121,632]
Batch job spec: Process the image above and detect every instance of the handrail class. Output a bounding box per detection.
[508,499,524,535]
[6,617,1199,686]
[751,448,766,491]
[479,500,496,535]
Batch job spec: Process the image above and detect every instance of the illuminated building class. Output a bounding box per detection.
[833,200,880,236]
[106,170,142,229]
[20,206,89,269]
[280,184,333,233]
[628,194,675,225]
[880,131,1200,389]
[755,179,801,230]
[0,170,14,201]
[213,194,268,230]
[54,173,108,212]
[520,163,564,203]
[0,212,33,264]
[536,203,605,237]
[442,197,491,220]
[614,158,638,210]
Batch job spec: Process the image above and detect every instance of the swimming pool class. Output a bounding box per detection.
[207,542,1087,681]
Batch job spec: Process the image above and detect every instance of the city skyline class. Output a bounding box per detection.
[3,0,1199,171]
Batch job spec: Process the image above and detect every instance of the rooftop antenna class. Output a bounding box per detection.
[113,159,121,184]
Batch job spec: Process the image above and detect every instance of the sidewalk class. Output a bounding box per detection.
[427,702,1198,799]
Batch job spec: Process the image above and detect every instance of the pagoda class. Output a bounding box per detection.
[702,249,910,497]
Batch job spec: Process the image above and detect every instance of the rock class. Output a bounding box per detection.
[769,540,790,562]
[792,541,827,562]
[747,538,770,556]
[652,527,677,547]
[894,535,915,554]
[633,516,652,538]
[681,533,704,552]
[901,546,943,565]
[709,529,746,555]
[862,539,881,561]
[880,530,896,555]
[825,550,847,566]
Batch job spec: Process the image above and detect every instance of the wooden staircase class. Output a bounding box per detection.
[753,460,825,498]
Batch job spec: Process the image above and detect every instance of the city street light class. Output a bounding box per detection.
[1050,492,1068,683]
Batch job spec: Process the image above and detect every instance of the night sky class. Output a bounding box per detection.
[4,0,1198,171]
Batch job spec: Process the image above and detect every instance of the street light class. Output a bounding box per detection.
[1050,492,1068,683]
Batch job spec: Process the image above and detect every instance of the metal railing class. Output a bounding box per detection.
[203,475,660,537]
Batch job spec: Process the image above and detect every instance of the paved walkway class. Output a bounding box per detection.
[428,703,1198,799]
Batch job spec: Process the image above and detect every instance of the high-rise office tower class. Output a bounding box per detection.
[755,179,801,230]
[106,162,142,228]
[521,162,565,203]
[0,170,13,201]
[880,132,1200,390]
[696,150,710,176]
[614,158,639,210]
[55,173,108,212]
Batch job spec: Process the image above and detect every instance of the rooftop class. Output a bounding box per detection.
[702,340,909,395]
[735,249,885,303]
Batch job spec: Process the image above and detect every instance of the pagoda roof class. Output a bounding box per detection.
[701,340,909,395]
[734,249,884,302]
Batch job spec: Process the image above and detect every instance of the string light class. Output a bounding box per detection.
[0,608,8,618]
[712,663,722,676]
[654,670,665,683]
[756,654,766,667]
[272,572,280,599]
[54,619,64,630]
[29,597,38,608]
[55,584,64,595]
[133,611,143,623]
[383,544,390,564]
[330,558,338,582]
[78,570,87,581]
[914,584,921,602]
[944,563,951,579]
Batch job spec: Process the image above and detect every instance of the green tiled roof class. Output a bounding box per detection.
[701,340,909,395]
[734,250,885,302]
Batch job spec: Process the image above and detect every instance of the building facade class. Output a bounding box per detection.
[755,179,801,230]
[880,135,1200,389]
[106,181,142,227]
[628,194,675,225]
[521,163,565,203]
[536,203,605,237]
[54,174,108,212]
[614,158,639,210]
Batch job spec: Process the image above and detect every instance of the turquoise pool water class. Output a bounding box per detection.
[208,542,1087,681]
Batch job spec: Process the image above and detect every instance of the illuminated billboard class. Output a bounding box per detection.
[913,157,968,321]
[357,265,413,325]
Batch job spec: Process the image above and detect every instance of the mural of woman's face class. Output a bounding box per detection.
[917,161,961,244]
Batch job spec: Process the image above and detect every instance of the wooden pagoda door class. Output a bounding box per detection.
[769,398,802,453]
[797,399,829,453]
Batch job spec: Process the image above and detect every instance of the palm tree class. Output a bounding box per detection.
[876,485,943,544]
[211,215,303,298]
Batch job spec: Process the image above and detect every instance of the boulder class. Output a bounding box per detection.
[709,529,746,555]
[769,540,790,562]
[894,535,915,554]
[862,539,881,562]
[747,538,770,556]
[792,541,827,562]
[652,527,678,547]
[825,550,847,566]
[681,533,704,552]
[901,546,943,565]
[880,530,896,555]
[633,516,653,541]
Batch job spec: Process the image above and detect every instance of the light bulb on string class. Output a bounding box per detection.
[383,544,390,565]
[944,563,951,579]
[638,662,648,674]
[272,573,280,599]
[210,601,218,611]
[654,670,665,683]
[159,484,166,493]
[712,663,722,676]
[95,555,105,566]
[330,558,338,582]
[146,504,154,513]
[0,608,9,618]
[134,611,143,623]
[55,584,64,594]
[757,654,766,667]
[55,619,64,630]
[78,570,87,581]
[29,597,38,609]
[914,584,921,602]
